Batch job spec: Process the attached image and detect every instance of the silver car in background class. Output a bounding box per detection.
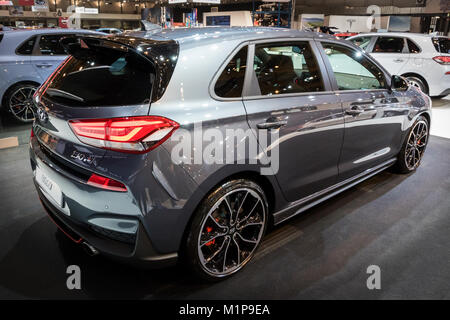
[0,28,100,122]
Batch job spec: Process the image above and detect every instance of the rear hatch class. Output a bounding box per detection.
[32,34,178,174]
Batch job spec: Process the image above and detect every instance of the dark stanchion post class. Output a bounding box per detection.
[277,2,280,27]
[252,0,255,26]
[287,0,292,28]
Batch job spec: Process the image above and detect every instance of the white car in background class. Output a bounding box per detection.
[348,33,450,97]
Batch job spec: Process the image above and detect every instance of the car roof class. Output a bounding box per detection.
[1,28,100,37]
[349,32,441,39]
[122,27,336,48]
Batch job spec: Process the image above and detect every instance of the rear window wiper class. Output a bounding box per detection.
[45,88,84,102]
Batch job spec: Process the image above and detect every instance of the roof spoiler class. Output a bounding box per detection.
[59,34,179,103]
[60,36,130,59]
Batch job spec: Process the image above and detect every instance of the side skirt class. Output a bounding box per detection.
[273,158,397,225]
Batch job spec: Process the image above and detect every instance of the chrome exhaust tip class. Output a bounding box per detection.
[81,241,99,256]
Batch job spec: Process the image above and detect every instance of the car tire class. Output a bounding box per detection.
[184,179,268,281]
[405,76,428,95]
[3,82,38,123]
[393,115,429,174]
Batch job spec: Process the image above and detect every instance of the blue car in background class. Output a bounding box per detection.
[0,28,101,122]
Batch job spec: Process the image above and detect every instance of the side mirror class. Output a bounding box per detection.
[390,75,409,92]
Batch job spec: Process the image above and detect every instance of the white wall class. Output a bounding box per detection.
[327,15,388,33]
[203,11,253,27]
[299,14,324,30]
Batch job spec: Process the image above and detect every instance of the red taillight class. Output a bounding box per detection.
[30,128,34,138]
[69,116,179,153]
[432,56,450,65]
[87,173,127,192]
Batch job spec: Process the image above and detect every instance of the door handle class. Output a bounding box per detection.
[257,120,287,130]
[36,64,53,68]
[393,58,404,63]
[345,105,365,116]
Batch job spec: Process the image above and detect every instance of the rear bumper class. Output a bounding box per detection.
[436,88,450,97]
[29,135,179,268]
[36,182,178,267]
[428,65,450,97]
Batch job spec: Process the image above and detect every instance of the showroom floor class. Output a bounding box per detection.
[0,97,449,299]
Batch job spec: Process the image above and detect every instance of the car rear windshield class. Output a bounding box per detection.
[42,39,156,107]
[432,37,450,54]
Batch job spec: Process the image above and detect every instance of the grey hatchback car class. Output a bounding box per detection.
[30,27,431,280]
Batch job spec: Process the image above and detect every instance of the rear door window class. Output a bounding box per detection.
[373,37,406,53]
[253,42,324,95]
[39,34,70,55]
[42,41,155,107]
[407,39,421,53]
[16,36,37,55]
[214,46,248,98]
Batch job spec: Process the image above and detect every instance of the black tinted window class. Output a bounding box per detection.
[17,36,37,55]
[43,45,155,107]
[39,35,68,55]
[373,37,405,53]
[407,39,421,53]
[432,37,450,53]
[322,43,386,90]
[215,46,247,98]
[253,42,324,96]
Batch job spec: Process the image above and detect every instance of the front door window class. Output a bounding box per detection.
[321,43,386,90]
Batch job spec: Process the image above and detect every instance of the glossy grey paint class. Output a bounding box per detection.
[30,27,431,263]
[243,39,343,202]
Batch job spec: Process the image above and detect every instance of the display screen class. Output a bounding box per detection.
[206,15,231,26]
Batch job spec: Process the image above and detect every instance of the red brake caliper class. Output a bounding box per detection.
[205,226,215,247]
